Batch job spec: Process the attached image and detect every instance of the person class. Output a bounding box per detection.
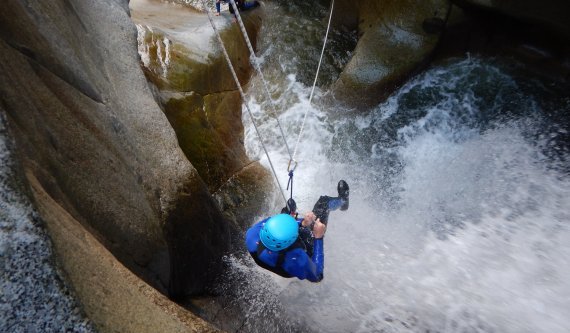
[228,0,241,14]
[215,0,221,16]
[241,0,260,10]
[245,180,349,282]
[228,0,259,22]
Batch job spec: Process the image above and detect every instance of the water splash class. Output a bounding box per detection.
[236,55,570,333]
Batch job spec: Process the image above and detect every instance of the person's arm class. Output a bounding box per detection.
[310,238,324,280]
[282,248,323,282]
[245,217,269,253]
[309,220,326,281]
[282,219,326,282]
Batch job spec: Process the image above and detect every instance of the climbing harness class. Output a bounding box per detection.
[201,0,335,206]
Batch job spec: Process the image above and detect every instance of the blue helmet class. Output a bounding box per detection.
[260,214,298,251]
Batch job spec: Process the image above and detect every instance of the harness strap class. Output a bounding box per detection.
[254,237,307,278]
[256,241,287,267]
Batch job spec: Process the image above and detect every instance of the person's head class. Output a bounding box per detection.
[260,214,298,251]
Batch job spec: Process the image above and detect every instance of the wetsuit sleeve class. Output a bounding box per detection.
[282,239,324,282]
[245,218,269,253]
[311,238,324,280]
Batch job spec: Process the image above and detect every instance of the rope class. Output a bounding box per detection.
[291,0,335,163]
[230,0,335,204]
[229,0,294,166]
[201,0,335,205]
[286,170,294,201]
[200,0,288,204]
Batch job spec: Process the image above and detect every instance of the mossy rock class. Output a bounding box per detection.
[162,90,249,192]
[137,10,262,93]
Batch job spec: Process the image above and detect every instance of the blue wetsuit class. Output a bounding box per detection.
[245,197,343,282]
[246,218,325,282]
[241,0,259,10]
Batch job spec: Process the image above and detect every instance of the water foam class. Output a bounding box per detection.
[238,57,570,333]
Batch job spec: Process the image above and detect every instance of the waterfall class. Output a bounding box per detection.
[235,57,570,333]
[227,3,570,332]
[1,1,568,332]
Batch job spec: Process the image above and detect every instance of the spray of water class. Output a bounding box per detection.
[227,54,570,333]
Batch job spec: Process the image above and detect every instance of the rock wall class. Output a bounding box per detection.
[327,0,569,109]
[28,171,221,333]
[133,2,275,232]
[453,0,570,39]
[0,0,228,302]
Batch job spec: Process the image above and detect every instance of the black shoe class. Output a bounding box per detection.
[338,180,349,211]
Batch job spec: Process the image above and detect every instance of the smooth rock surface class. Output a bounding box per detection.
[28,172,221,333]
[0,0,228,299]
[132,0,274,228]
[331,0,450,108]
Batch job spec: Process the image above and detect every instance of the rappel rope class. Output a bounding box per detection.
[228,0,294,168]
[291,0,335,164]
[200,0,288,204]
[202,0,335,206]
[230,0,336,178]
[230,0,336,206]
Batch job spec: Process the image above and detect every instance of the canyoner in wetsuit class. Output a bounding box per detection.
[245,180,350,282]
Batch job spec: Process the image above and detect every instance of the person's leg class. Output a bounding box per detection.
[312,180,349,224]
[312,195,342,225]
[215,1,221,15]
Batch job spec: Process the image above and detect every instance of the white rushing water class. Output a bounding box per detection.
[234,56,570,333]
[0,115,95,332]
[3,1,568,331]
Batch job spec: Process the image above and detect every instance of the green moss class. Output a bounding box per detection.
[163,91,247,191]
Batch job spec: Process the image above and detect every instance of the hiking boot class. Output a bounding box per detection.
[337,180,349,211]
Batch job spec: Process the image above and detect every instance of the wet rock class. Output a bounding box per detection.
[434,3,570,82]
[212,161,275,232]
[132,0,272,229]
[161,91,249,192]
[28,173,221,333]
[453,0,570,40]
[136,25,253,94]
[330,0,450,108]
[0,0,228,305]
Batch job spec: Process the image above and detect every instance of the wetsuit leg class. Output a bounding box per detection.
[297,195,344,257]
[312,196,343,225]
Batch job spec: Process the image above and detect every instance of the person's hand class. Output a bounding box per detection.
[301,212,316,228]
[313,219,326,239]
